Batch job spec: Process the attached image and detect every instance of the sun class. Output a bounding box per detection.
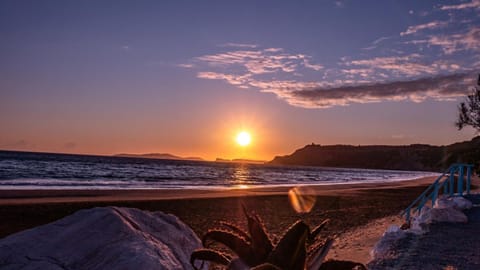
[236,131,251,147]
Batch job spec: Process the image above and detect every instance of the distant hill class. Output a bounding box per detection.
[115,153,203,161]
[269,136,480,173]
[215,158,267,164]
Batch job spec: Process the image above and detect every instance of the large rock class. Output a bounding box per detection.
[0,207,205,270]
[370,225,408,261]
[410,197,471,234]
[434,196,473,211]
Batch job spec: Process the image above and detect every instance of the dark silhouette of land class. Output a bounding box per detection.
[269,136,480,172]
[215,158,267,164]
[115,153,204,161]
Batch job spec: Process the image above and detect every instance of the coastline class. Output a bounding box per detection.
[0,176,437,205]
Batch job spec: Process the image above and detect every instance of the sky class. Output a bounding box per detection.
[1,0,479,160]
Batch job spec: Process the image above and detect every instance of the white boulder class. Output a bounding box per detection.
[428,207,468,223]
[0,207,205,270]
[434,196,473,211]
[370,227,407,260]
[411,199,470,234]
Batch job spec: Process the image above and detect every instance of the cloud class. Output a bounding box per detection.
[303,59,324,71]
[420,27,480,55]
[177,63,195,68]
[400,21,448,36]
[197,72,251,88]
[362,36,391,50]
[281,73,476,108]
[345,54,441,77]
[440,0,480,10]
[196,47,323,75]
[335,1,345,8]
[219,43,258,48]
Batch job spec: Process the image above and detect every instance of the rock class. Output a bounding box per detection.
[434,197,473,211]
[410,206,431,234]
[451,197,473,210]
[0,207,205,270]
[385,225,401,233]
[429,207,468,223]
[370,229,407,260]
[411,204,468,234]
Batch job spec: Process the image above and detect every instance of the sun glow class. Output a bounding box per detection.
[236,131,251,147]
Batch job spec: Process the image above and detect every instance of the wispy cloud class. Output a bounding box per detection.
[427,27,480,54]
[177,63,195,68]
[362,36,391,50]
[219,43,258,48]
[196,47,323,75]
[440,0,480,10]
[400,20,448,36]
[197,72,251,88]
[335,1,345,8]
[345,54,440,77]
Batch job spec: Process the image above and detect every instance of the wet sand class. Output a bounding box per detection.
[0,176,471,264]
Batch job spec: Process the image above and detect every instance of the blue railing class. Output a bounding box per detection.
[402,163,475,222]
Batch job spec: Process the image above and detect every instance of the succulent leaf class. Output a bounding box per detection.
[219,221,251,242]
[309,219,329,241]
[306,238,334,270]
[190,248,231,270]
[246,213,273,262]
[267,220,309,270]
[251,263,282,270]
[202,229,256,266]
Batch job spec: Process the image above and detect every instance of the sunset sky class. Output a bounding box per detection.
[1,0,479,160]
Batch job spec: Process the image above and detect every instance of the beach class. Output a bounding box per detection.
[1,176,458,264]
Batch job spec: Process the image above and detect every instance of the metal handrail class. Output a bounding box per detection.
[402,163,475,222]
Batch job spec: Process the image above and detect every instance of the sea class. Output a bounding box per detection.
[0,150,438,190]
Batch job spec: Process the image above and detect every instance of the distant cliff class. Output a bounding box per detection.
[269,136,480,172]
[215,158,266,164]
[115,153,203,161]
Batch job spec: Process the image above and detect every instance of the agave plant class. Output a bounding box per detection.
[190,206,364,270]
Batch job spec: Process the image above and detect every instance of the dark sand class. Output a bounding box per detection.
[4,176,478,264]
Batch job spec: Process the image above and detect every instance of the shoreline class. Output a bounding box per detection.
[0,176,437,205]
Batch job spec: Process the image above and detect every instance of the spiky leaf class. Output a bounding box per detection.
[251,263,282,270]
[309,219,329,241]
[190,248,231,270]
[202,229,256,266]
[267,220,309,270]
[219,221,251,242]
[244,210,273,263]
[306,238,334,270]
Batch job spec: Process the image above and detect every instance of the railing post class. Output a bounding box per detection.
[458,165,464,195]
[466,166,472,195]
[449,166,455,196]
[444,174,449,194]
[432,182,439,207]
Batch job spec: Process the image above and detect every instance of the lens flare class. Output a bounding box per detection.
[288,186,317,213]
